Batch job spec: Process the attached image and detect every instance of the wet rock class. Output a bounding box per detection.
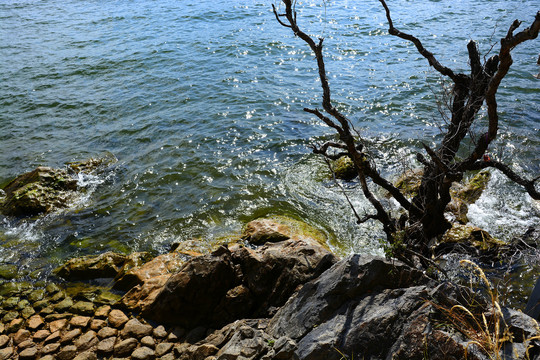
[394,169,423,198]
[435,223,505,256]
[55,252,127,281]
[44,331,61,344]
[0,264,18,280]
[70,315,91,328]
[90,318,106,330]
[54,297,74,312]
[0,166,78,217]
[451,170,491,204]
[71,301,95,316]
[332,156,357,181]
[7,318,24,333]
[49,319,68,333]
[242,219,290,245]
[95,305,111,318]
[66,154,117,175]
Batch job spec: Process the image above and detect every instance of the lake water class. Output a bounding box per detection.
[0,0,539,281]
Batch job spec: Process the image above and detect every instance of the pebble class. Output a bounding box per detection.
[153,325,168,338]
[2,311,18,323]
[54,297,74,312]
[0,335,9,348]
[13,329,31,345]
[18,346,38,360]
[141,335,155,348]
[114,338,138,357]
[90,318,106,330]
[71,301,95,316]
[27,315,44,330]
[98,326,118,339]
[95,305,111,318]
[73,351,98,360]
[74,330,98,351]
[32,299,50,311]
[70,315,91,328]
[97,336,116,354]
[16,339,34,350]
[121,318,153,339]
[33,329,51,341]
[21,306,35,319]
[0,347,13,360]
[57,345,77,360]
[60,328,82,344]
[39,355,55,360]
[159,354,175,360]
[44,331,61,344]
[131,346,155,360]
[7,318,24,333]
[108,309,129,328]
[49,319,68,333]
[42,342,61,354]
[155,342,174,357]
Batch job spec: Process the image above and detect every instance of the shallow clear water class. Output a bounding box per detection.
[0,0,539,280]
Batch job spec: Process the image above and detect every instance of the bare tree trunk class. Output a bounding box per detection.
[273,0,540,265]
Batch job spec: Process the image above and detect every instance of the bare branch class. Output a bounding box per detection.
[378,0,467,84]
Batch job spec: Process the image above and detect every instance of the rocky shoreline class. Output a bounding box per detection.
[0,217,539,360]
[2,165,540,359]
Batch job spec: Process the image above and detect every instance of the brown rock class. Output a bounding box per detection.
[155,342,174,357]
[94,305,111,318]
[57,345,77,360]
[97,336,116,354]
[13,329,31,345]
[17,339,34,350]
[73,351,98,360]
[121,274,170,313]
[132,346,155,360]
[141,335,155,348]
[27,315,44,330]
[242,219,290,245]
[114,252,185,291]
[114,338,138,357]
[120,318,153,339]
[70,315,91,328]
[90,318,106,330]
[33,329,50,341]
[74,330,98,351]
[18,346,38,360]
[38,356,54,360]
[60,328,82,344]
[44,331,61,344]
[108,309,129,328]
[0,335,9,348]
[97,326,118,339]
[6,318,24,333]
[152,325,168,338]
[0,347,13,360]
[42,342,61,354]
[49,318,68,333]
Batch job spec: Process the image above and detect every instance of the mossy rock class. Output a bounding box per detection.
[451,170,491,205]
[54,251,128,281]
[332,157,357,181]
[0,264,18,280]
[0,167,78,217]
[440,224,505,251]
[394,169,423,198]
[66,152,117,175]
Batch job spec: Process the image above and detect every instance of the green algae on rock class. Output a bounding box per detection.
[332,156,357,181]
[0,167,78,217]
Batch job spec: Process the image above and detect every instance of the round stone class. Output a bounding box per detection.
[108,309,129,328]
[131,346,155,360]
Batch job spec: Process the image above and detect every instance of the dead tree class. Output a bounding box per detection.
[273,0,540,266]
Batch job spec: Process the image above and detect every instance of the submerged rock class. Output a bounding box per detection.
[54,252,128,281]
[0,167,78,217]
[332,156,357,181]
